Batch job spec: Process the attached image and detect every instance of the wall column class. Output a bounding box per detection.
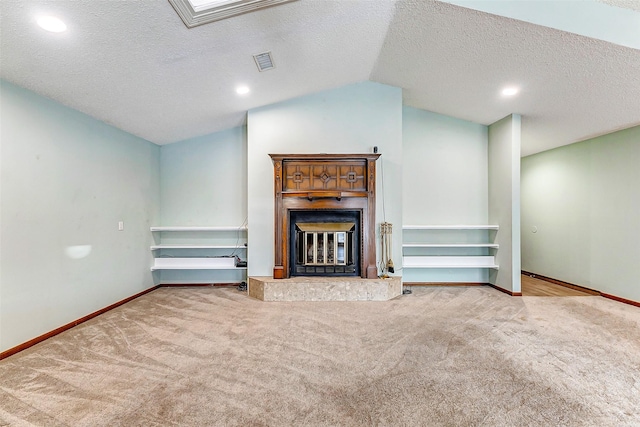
[488,114,521,294]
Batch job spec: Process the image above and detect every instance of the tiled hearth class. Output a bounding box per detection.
[248,276,402,302]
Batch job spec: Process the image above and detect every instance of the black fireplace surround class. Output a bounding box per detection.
[288,210,361,277]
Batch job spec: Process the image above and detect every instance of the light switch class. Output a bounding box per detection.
[118,221,124,231]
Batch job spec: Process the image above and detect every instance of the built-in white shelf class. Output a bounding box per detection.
[150,226,247,232]
[402,225,499,230]
[151,245,246,250]
[402,256,499,270]
[403,243,499,248]
[151,257,246,271]
[151,266,248,271]
[150,226,248,283]
[402,224,500,282]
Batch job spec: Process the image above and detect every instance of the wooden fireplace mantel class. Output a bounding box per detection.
[269,153,381,279]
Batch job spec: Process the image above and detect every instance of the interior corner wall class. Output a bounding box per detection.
[402,107,488,224]
[246,82,403,277]
[160,127,247,226]
[157,127,248,285]
[0,81,160,353]
[521,126,640,302]
[488,114,521,293]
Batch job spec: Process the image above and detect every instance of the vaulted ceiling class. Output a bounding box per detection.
[1,0,639,156]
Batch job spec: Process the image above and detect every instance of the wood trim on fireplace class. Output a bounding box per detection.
[270,153,381,279]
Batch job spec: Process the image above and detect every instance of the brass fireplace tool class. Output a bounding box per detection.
[380,222,394,276]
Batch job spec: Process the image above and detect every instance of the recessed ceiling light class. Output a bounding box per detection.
[501,86,519,97]
[236,86,250,95]
[37,16,67,33]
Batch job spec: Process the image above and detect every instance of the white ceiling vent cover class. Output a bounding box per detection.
[253,52,275,72]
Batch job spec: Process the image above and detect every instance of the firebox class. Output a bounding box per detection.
[289,210,360,277]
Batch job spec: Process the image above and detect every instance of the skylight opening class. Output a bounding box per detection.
[188,0,237,13]
[169,0,298,28]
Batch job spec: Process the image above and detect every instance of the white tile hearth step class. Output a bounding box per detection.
[248,276,402,302]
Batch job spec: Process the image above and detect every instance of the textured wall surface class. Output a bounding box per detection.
[522,126,640,302]
[160,127,247,226]
[0,81,160,352]
[402,106,488,225]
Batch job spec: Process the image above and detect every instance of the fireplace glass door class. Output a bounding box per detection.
[293,222,356,276]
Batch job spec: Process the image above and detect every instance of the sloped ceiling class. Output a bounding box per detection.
[1,0,639,156]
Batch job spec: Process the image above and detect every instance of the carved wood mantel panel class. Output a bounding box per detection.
[282,161,367,192]
[269,153,380,279]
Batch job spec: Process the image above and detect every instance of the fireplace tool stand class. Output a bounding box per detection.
[380,222,394,276]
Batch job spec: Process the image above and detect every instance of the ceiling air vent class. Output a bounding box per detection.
[253,51,275,72]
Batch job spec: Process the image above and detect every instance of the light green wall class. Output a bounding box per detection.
[161,86,492,283]
[157,127,248,284]
[0,81,160,352]
[522,126,640,302]
[160,127,247,226]
[247,82,403,277]
[488,114,521,293]
[11,74,635,353]
[402,107,488,224]
[402,106,490,283]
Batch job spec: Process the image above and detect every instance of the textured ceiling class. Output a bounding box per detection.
[373,1,640,155]
[598,0,640,12]
[1,0,639,156]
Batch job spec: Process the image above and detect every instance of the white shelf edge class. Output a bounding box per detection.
[402,255,497,269]
[150,226,247,232]
[151,266,248,271]
[402,225,499,230]
[402,265,500,270]
[402,244,499,248]
[151,245,247,250]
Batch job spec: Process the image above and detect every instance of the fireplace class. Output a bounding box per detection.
[289,210,360,277]
[270,153,380,279]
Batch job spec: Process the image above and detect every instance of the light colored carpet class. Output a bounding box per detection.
[1,286,639,426]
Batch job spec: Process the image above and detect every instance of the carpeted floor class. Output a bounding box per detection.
[1,285,639,426]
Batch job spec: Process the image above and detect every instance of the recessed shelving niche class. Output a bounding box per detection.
[150,226,247,284]
[402,225,499,284]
